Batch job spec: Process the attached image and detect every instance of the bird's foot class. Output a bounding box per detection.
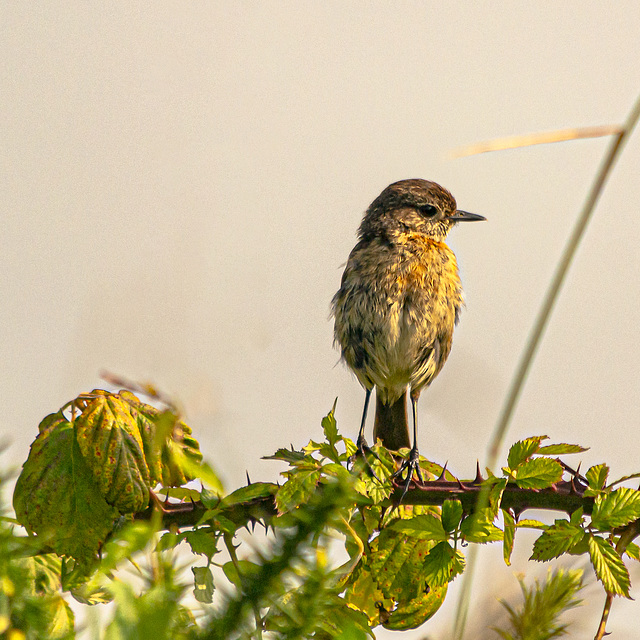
[350,434,382,482]
[391,446,425,501]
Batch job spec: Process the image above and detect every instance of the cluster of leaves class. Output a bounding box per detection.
[7,390,640,638]
[262,424,640,634]
[0,471,75,639]
[13,390,205,568]
[500,437,640,598]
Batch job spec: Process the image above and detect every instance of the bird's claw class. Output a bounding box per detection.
[350,434,382,482]
[391,446,424,501]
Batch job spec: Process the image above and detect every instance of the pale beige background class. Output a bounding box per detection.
[3,3,640,638]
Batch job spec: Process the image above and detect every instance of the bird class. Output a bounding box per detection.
[331,179,485,488]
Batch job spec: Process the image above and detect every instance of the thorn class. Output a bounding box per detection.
[250,520,256,533]
[436,462,448,482]
[474,461,484,484]
[456,477,468,490]
[246,471,252,485]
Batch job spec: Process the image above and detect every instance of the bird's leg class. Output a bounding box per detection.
[356,387,372,454]
[352,387,381,479]
[392,391,424,499]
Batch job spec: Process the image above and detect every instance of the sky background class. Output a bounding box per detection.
[3,3,640,637]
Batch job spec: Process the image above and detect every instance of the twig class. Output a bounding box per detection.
[450,125,622,157]
[224,533,263,639]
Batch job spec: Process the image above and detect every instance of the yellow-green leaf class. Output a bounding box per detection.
[513,458,563,489]
[502,509,516,566]
[530,520,584,561]
[13,418,119,567]
[507,436,546,469]
[588,534,630,598]
[591,487,640,530]
[421,541,465,587]
[586,464,609,492]
[74,392,150,512]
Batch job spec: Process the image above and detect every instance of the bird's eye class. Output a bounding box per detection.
[419,204,438,218]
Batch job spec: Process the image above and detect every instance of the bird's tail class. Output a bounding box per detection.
[373,391,410,451]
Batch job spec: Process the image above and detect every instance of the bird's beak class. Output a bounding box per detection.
[449,209,486,222]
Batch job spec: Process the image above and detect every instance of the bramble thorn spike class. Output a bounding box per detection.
[474,461,483,484]
[436,462,448,482]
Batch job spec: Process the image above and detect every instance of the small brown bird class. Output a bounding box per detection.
[331,179,485,486]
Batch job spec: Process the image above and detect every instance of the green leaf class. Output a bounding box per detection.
[220,482,276,508]
[98,521,159,574]
[487,477,508,519]
[461,511,503,543]
[25,554,63,594]
[537,443,588,455]
[441,500,463,533]
[364,527,449,630]
[13,418,119,567]
[591,487,640,530]
[322,462,353,483]
[305,440,343,462]
[588,534,630,597]
[513,458,563,489]
[322,401,340,448]
[570,507,584,526]
[74,392,151,512]
[222,560,262,589]
[343,562,389,623]
[155,487,202,503]
[421,541,465,588]
[275,469,320,513]
[507,436,546,469]
[390,514,448,541]
[369,528,432,602]
[155,413,206,488]
[192,566,214,604]
[567,534,590,557]
[502,509,516,566]
[118,391,205,488]
[41,594,75,639]
[165,448,222,494]
[183,529,220,559]
[516,519,547,530]
[71,581,113,605]
[530,520,584,561]
[263,447,307,463]
[382,585,447,630]
[586,464,609,492]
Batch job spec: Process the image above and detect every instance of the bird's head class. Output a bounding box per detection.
[359,179,485,242]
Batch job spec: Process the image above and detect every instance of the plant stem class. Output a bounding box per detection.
[594,593,613,640]
[455,91,640,640]
[224,533,263,640]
